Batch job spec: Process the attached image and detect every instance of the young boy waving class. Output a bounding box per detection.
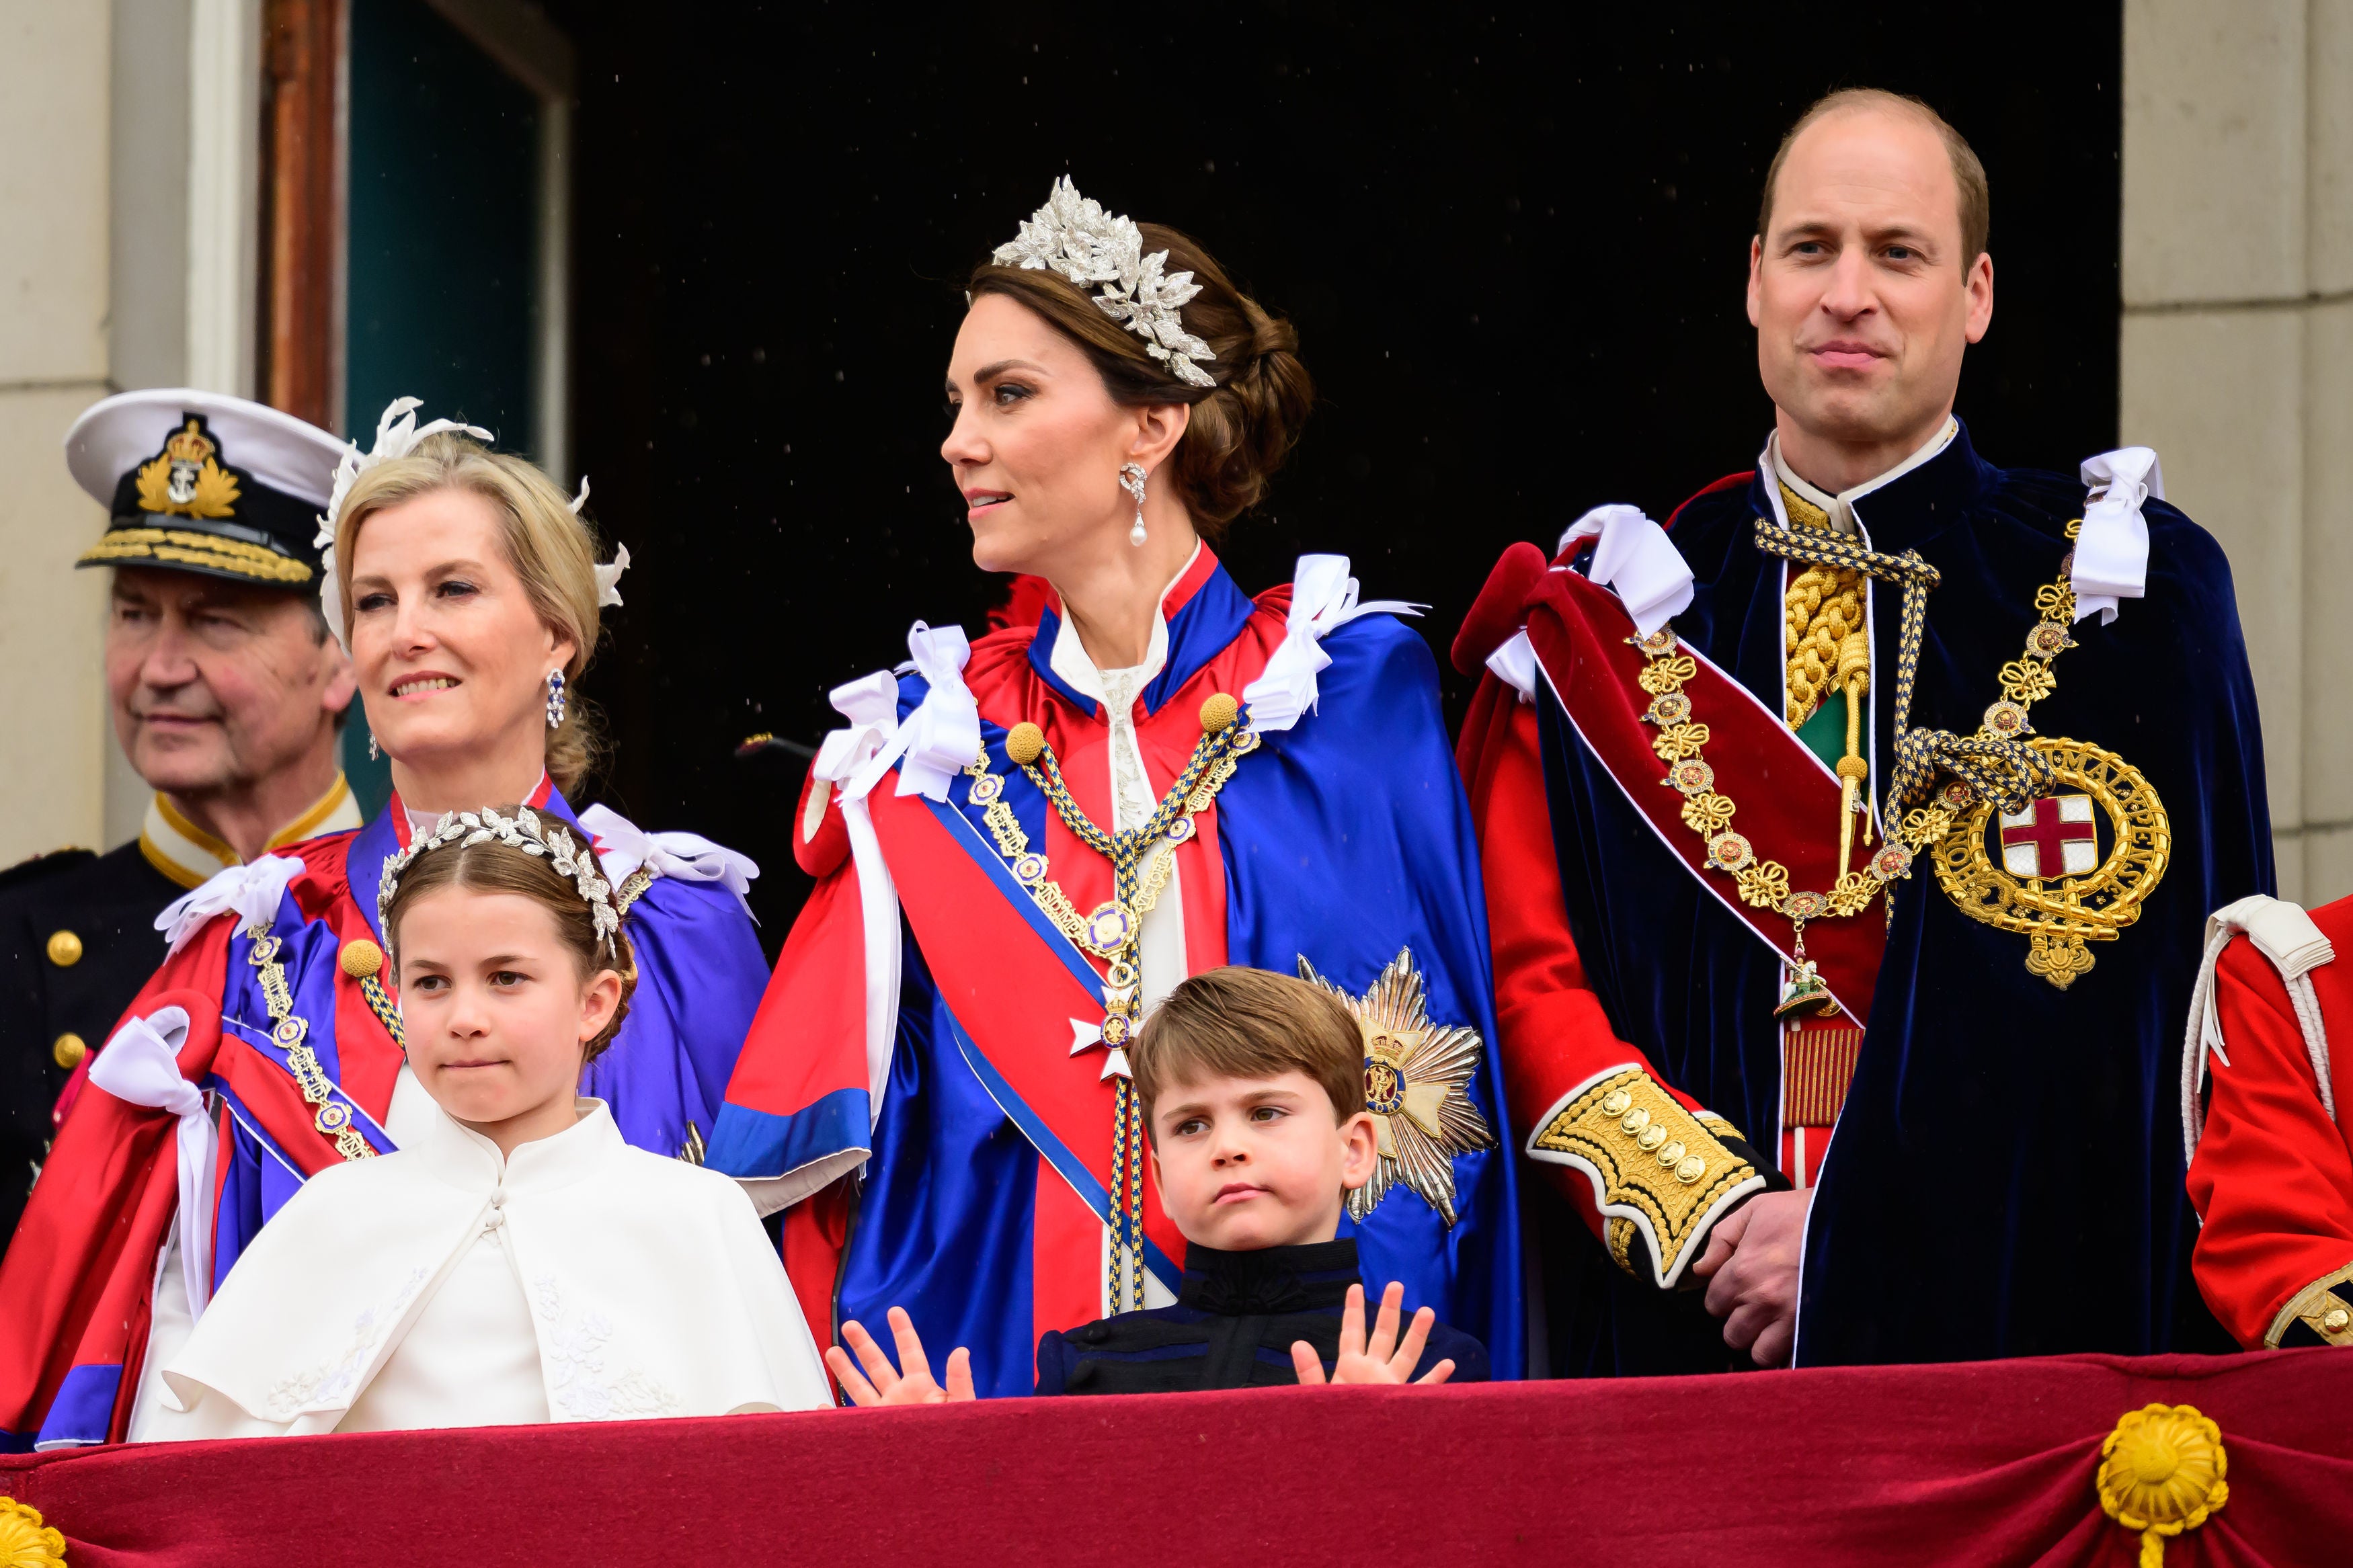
[828,966,1488,1401]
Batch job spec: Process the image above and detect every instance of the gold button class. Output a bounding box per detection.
[52,1032,87,1070]
[1673,1155,1707,1184]
[1657,1140,1686,1167]
[1620,1107,1651,1137]
[45,930,83,967]
[2323,1307,2352,1334]
[1637,1124,1668,1152]
[1599,1089,1633,1117]
[339,938,385,979]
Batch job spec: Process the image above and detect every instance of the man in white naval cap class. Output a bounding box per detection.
[0,390,358,1249]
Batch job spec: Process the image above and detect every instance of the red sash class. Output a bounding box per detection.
[867,787,1190,1292]
[1523,567,1886,1024]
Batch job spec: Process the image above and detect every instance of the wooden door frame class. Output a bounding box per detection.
[256,0,575,471]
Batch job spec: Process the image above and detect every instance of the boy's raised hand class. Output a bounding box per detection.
[1290,1281,1456,1387]
[825,1306,976,1407]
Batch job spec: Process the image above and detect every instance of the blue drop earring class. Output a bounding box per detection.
[545,669,567,729]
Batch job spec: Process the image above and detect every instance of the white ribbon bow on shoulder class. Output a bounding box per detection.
[89,1006,217,1324]
[848,622,980,803]
[806,671,911,1131]
[155,855,307,954]
[576,805,760,921]
[1487,630,1539,704]
[1558,503,1693,637]
[2075,447,2161,626]
[1242,554,1423,733]
[814,671,902,792]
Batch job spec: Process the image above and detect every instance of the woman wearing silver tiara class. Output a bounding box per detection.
[0,403,771,1450]
[708,179,1525,1392]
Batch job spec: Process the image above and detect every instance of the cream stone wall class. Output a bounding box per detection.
[2123,0,2353,902]
[0,2,114,869]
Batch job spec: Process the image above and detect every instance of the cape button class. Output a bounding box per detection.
[52,1032,87,1070]
[339,938,385,979]
[45,930,83,967]
[489,1186,507,1208]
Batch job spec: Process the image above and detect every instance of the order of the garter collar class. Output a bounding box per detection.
[992,177,1218,388]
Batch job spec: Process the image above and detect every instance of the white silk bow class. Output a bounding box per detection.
[850,622,979,803]
[155,855,305,954]
[807,669,908,1128]
[2074,447,2161,625]
[576,804,760,921]
[1242,554,1421,733]
[1486,629,1539,704]
[813,671,901,791]
[1559,503,1693,637]
[89,1006,217,1323]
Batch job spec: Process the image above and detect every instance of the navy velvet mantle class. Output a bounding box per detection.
[1533,422,2272,1371]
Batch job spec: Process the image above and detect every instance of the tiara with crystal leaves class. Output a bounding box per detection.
[313,397,627,650]
[378,805,621,956]
[992,177,1218,388]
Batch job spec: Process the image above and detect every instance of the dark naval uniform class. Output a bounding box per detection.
[0,846,181,1244]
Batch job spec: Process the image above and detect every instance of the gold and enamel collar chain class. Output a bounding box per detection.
[1886,522,2084,846]
[1883,520,2171,989]
[1628,520,2090,1009]
[959,691,1259,1313]
[245,922,377,1162]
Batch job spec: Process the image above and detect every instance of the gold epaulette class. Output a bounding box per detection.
[1527,1067,1767,1290]
[2266,1260,2353,1348]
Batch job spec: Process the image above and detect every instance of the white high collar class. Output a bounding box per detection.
[1046,541,1201,712]
[1764,417,1958,537]
[411,1096,619,1198]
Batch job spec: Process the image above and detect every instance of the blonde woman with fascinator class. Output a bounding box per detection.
[0,403,770,1450]
[707,179,1525,1394]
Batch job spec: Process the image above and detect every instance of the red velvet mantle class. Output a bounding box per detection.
[3,1351,2344,1566]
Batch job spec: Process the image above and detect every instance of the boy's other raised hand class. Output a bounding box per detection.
[825,1306,976,1407]
[1290,1281,1456,1387]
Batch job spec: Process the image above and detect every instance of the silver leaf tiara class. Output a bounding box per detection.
[378,805,621,956]
[993,177,1218,388]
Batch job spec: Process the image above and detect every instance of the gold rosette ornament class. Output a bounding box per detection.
[2097,1403,2228,1567]
[0,1497,67,1566]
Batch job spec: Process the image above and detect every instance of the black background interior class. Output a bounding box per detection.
[538,0,2124,946]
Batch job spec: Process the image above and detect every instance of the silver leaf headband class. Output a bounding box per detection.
[992,177,1218,388]
[314,397,627,651]
[378,805,621,956]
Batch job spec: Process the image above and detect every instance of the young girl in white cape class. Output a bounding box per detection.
[133,807,830,1440]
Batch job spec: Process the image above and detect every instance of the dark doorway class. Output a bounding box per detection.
[541,1,2123,946]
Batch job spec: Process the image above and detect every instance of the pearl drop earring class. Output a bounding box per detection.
[1119,463,1148,547]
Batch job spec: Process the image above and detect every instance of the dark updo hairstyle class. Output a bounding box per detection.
[382,808,637,1063]
[969,219,1315,540]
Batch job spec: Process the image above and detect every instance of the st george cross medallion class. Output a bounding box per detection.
[1923,737,2171,989]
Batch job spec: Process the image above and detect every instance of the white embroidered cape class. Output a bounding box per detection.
[136,1098,829,1440]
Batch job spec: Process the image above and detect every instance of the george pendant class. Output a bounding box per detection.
[1773,959,1837,1019]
